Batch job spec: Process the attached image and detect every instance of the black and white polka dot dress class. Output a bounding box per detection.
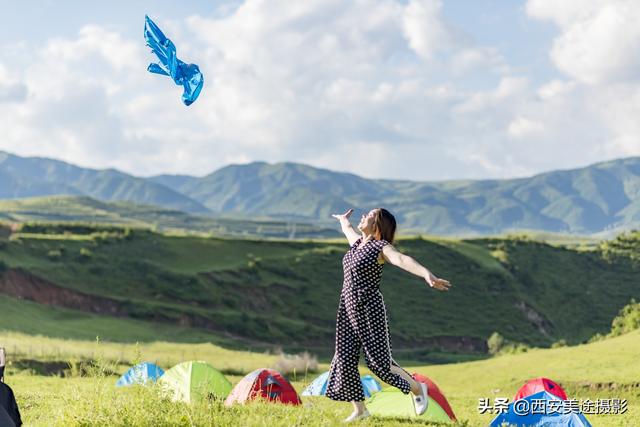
[325,237,412,402]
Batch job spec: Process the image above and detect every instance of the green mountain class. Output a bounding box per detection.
[152,162,387,221]
[0,224,638,359]
[153,157,640,235]
[2,151,639,235]
[0,151,208,214]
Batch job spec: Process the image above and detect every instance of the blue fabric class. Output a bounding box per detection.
[144,15,204,106]
[490,391,592,427]
[116,362,165,387]
[301,371,381,397]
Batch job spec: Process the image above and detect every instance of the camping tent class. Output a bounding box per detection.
[366,373,457,423]
[301,371,381,397]
[514,377,568,401]
[225,368,301,406]
[490,390,592,427]
[116,362,164,387]
[159,361,232,403]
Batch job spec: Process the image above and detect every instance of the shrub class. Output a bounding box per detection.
[600,231,640,264]
[585,299,640,343]
[47,249,63,260]
[487,332,532,356]
[487,332,505,355]
[274,351,318,377]
[609,299,640,337]
[500,343,531,354]
[551,339,567,348]
[587,333,605,344]
[78,247,93,261]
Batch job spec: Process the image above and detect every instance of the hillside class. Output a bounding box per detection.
[0,196,339,239]
[2,150,639,235]
[0,225,637,360]
[0,151,208,214]
[155,157,640,235]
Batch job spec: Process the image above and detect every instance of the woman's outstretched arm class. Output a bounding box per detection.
[382,244,451,291]
[331,209,360,246]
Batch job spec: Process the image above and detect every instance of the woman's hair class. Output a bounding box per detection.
[372,208,396,243]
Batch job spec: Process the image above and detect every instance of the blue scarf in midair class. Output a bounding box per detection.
[144,15,204,106]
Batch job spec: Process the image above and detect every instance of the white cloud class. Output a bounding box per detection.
[402,0,450,60]
[0,64,25,100]
[451,47,509,75]
[528,0,640,85]
[537,79,576,100]
[527,0,640,159]
[508,117,544,138]
[454,77,528,114]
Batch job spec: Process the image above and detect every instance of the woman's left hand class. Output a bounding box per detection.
[424,272,451,291]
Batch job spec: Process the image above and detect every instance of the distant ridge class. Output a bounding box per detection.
[0,151,208,214]
[2,151,639,235]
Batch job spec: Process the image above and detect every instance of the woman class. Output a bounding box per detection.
[325,208,451,422]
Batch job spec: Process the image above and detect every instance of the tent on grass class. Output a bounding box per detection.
[225,368,301,406]
[366,373,457,423]
[159,361,231,403]
[301,371,381,397]
[490,390,592,427]
[514,377,568,401]
[116,362,164,387]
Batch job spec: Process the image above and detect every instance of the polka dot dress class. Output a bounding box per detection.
[325,237,412,402]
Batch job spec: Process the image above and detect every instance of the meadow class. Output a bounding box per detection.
[1,327,639,426]
[1,225,638,425]
[2,224,638,355]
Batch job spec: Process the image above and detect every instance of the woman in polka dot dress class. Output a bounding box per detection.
[326,208,451,422]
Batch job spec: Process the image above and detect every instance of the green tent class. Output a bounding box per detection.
[159,361,232,403]
[366,387,453,423]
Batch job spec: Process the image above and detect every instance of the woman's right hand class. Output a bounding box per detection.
[332,209,353,221]
[424,271,452,291]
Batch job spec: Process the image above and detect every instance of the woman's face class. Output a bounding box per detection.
[357,209,377,233]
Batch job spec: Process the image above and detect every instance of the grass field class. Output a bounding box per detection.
[1,329,638,426]
[1,225,638,425]
[1,226,638,357]
[0,196,339,239]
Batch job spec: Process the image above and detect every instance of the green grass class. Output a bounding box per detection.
[0,296,242,348]
[0,195,339,239]
[2,329,639,426]
[1,227,638,357]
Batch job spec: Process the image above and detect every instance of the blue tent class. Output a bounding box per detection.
[301,372,381,398]
[116,362,165,387]
[490,391,592,427]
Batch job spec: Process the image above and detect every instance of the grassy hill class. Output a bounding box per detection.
[0,196,339,239]
[0,224,638,362]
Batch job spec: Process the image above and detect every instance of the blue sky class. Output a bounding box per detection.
[0,0,638,180]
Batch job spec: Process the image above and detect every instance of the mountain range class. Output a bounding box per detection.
[1,150,639,235]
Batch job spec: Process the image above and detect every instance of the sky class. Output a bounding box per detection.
[0,0,639,181]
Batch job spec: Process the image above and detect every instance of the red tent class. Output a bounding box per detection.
[514,377,567,401]
[224,368,302,406]
[412,373,457,421]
